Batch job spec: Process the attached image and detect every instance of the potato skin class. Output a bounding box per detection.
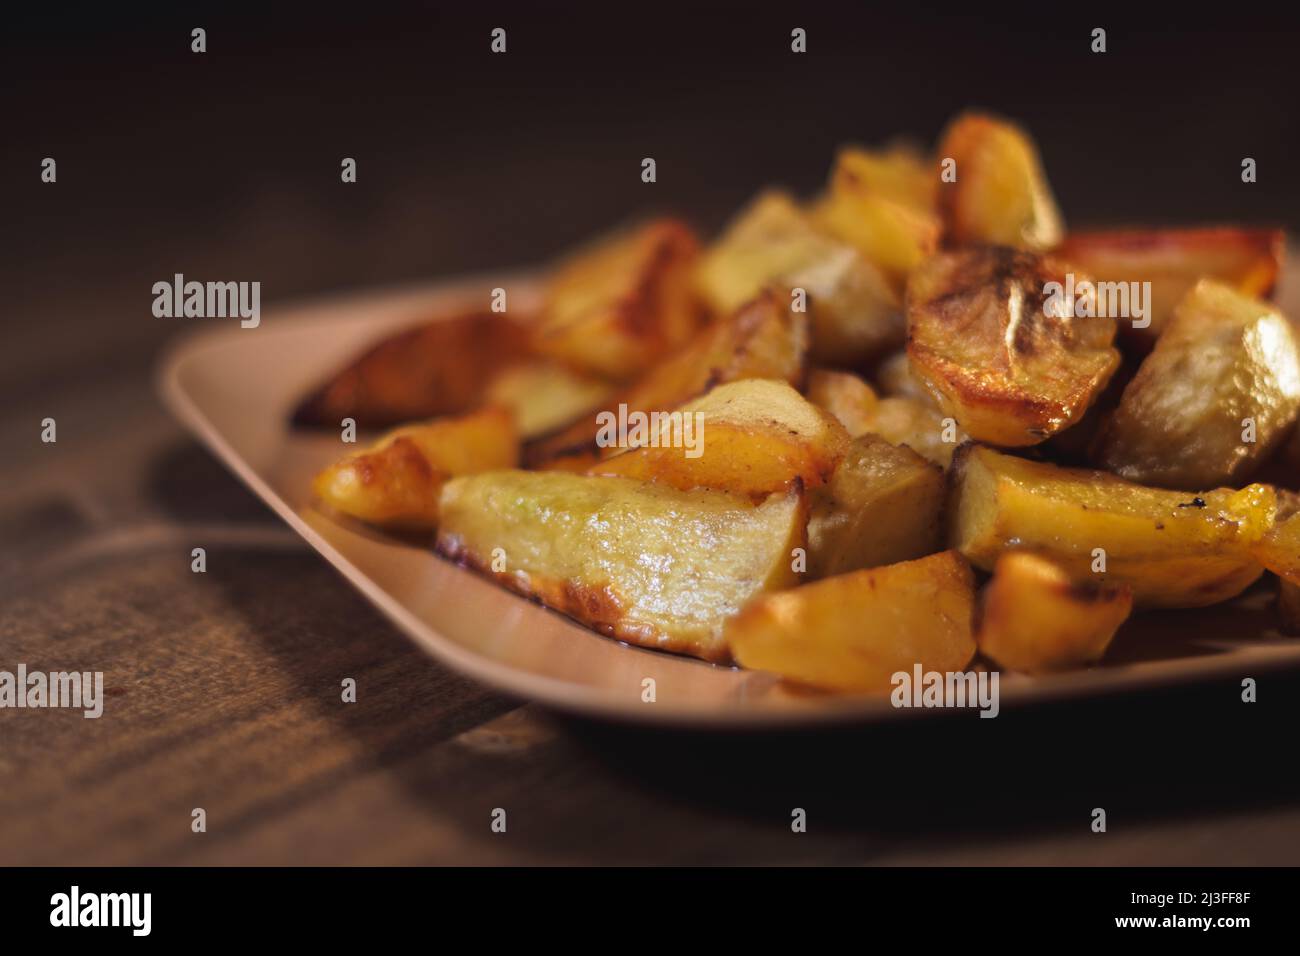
[977,552,1132,673]
[935,112,1064,251]
[949,443,1275,608]
[907,246,1120,447]
[436,472,806,662]
[1095,280,1300,490]
[312,406,519,529]
[725,551,976,692]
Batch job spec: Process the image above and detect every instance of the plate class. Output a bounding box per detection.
[158,266,1300,727]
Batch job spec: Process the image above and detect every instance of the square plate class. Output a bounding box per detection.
[158,268,1300,727]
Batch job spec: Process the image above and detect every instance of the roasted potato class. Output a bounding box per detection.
[1095,280,1300,490]
[312,406,518,529]
[589,378,850,498]
[949,444,1275,608]
[484,361,613,440]
[534,219,703,380]
[805,369,879,437]
[725,551,977,692]
[695,190,902,365]
[1057,226,1284,347]
[935,111,1064,250]
[865,397,964,467]
[807,434,945,578]
[812,144,940,293]
[437,472,807,662]
[906,246,1120,446]
[526,288,809,464]
[977,551,1132,673]
[292,310,533,429]
[1251,491,1300,584]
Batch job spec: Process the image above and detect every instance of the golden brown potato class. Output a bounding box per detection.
[292,310,533,429]
[484,361,613,440]
[1095,281,1300,490]
[312,406,518,529]
[437,472,807,662]
[805,369,879,437]
[1251,491,1300,584]
[977,551,1132,673]
[812,144,941,292]
[935,111,1064,250]
[589,379,850,498]
[725,551,976,692]
[906,246,1120,446]
[534,219,703,380]
[695,190,902,365]
[807,434,945,578]
[525,288,809,464]
[949,444,1275,608]
[1057,227,1284,348]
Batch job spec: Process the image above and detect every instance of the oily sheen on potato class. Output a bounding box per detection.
[436,471,806,662]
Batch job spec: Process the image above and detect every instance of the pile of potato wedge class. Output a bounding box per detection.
[295,110,1299,694]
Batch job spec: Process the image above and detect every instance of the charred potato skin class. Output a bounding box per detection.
[1094,280,1300,490]
[949,444,1275,609]
[977,551,1132,673]
[725,550,977,692]
[906,247,1120,447]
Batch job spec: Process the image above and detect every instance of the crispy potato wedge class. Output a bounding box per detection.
[437,473,807,662]
[484,361,613,440]
[695,190,902,365]
[1057,227,1284,347]
[589,379,850,498]
[812,144,941,292]
[1095,280,1300,489]
[906,246,1120,446]
[312,407,518,529]
[534,219,703,380]
[725,551,976,692]
[292,310,533,429]
[977,551,1132,673]
[525,289,809,464]
[949,444,1275,608]
[807,434,945,578]
[805,369,879,437]
[935,111,1064,250]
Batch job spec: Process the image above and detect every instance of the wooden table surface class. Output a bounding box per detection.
[4,8,1300,866]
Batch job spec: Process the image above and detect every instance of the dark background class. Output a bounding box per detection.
[2,2,1299,865]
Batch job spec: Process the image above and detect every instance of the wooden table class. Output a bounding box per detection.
[3,8,1300,866]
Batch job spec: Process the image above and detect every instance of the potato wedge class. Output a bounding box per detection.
[805,369,879,437]
[437,473,807,661]
[935,111,1064,250]
[906,246,1120,446]
[1095,280,1300,489]
[725,551,976,692]
[589,379,850,498]
[977,551,1132,673]
[484,361,613,440]
[695,190,902,365]
[312,406,518,529]
[1057,227,1284,347]
[534,219,703,380]
[525,288,808,464]
[812,144,940,292]
[807,434,945,578]
[949,444,1275,608]
[292,310,533,429]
